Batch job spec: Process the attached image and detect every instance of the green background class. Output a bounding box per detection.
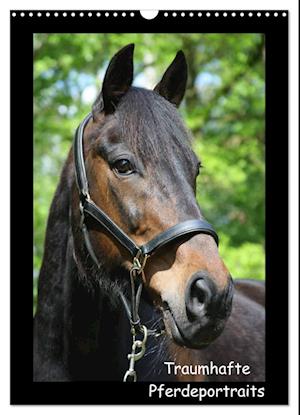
[34,33,265,313]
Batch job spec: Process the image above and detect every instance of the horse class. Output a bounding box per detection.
[33,44,265,382]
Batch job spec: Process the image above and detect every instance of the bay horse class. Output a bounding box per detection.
[33,44,265,382]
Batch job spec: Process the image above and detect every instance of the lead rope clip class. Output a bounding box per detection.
[123,325,148,382]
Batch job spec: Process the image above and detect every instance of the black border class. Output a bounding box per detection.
[11,10,288,405]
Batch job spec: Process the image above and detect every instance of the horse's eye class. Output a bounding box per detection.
[113,159,135,175]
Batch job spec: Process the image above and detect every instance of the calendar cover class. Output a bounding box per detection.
[10,9,288,405]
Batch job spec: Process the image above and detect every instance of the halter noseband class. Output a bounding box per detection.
[73,113,219,381]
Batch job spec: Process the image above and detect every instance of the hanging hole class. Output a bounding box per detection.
[140,10,159,20]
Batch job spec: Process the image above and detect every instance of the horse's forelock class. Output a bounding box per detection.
[115,87,196,169]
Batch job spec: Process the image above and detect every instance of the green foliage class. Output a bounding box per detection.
[34,33,265,312]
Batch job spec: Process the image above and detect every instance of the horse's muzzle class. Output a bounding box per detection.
[163,273,234,349]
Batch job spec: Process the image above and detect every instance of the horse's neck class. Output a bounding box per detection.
[64,257,131,380]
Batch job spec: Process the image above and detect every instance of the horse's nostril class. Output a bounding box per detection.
[185,274,215,321]
[193,279,211,305]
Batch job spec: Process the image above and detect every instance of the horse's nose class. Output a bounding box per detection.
[185,272,217,321]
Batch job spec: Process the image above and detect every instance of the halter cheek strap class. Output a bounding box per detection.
[73,113,220,382]
[74,113,91,199]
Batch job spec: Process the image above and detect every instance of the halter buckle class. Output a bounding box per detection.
[84,191,91,202]
[79,201,84,215]
[80,190,91,204]
[79,192,91,227]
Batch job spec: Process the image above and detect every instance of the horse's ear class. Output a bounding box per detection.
[93,44,134,116]
[154,51,188,107]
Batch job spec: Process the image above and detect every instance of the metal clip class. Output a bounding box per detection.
[123,325,148,382]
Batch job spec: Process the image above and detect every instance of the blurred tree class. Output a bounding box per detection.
[34,33,265,312]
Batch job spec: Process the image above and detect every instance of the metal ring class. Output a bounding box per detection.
[79,201,84,215]
[123,369,137,382]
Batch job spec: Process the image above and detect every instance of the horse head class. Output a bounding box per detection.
[71,44,233,350]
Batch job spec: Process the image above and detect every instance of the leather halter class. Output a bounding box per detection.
[73,112,219,381]
[74,113,218,254]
